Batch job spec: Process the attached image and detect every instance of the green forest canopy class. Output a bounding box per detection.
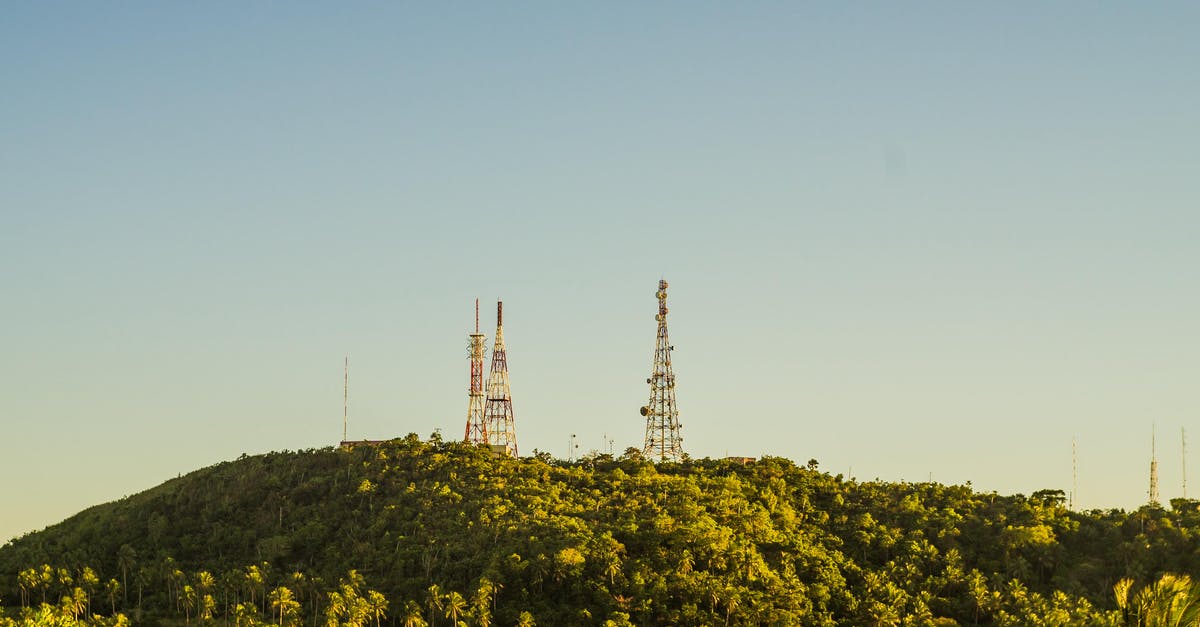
[3,435,1200,626]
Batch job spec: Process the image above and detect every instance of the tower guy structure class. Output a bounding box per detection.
[482,301,518,456]
[464,298,488,445]
[640,279,684,462]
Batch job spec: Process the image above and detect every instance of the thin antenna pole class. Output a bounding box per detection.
[1071,436,1078,510]
[1184,427,1188,500]
[343,355,349,442]
[475,298,480,333]
[1150,423,1160,505]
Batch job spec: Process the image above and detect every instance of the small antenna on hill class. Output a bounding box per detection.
[343,355,349,442]
[1183,427,1188,499]
[1071,436,1078,510]
[1150,423,1160,505]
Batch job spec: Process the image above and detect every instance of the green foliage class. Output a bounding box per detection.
[2,437,1200,624]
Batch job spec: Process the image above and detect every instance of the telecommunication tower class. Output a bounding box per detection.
[640,279,684,462]
[1149,425,1160,505]
[483,301,518,456]
[464,299,488,445]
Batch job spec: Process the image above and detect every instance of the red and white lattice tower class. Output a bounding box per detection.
[641,279,684,461]
[464,298,488,445]
[483,301,518,456]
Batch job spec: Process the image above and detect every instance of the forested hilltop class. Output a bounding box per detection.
[3,435,1200,626]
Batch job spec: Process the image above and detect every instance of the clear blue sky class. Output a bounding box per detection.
[3,3,1198,543]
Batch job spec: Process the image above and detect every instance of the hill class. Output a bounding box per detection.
[2,435,1199,626]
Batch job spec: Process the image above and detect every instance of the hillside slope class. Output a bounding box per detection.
[2,435,1197,625]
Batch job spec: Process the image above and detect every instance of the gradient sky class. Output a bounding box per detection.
[3,3,1198,544]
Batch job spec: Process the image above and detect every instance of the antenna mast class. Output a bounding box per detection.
[1071,436,1078,510]
[464,298,488,445]
[1150,424,1160,505]
[482,301,518,456]
[640,279,684,462]
[1184,427,1189,500]
[343,355,349,442]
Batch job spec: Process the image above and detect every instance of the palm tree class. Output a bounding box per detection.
[234,602,259,627]
[1116,573,1200,626]
[182,584,197,624]
[196,571,215,596]
[66,587,88,621]
[723,587,739,627]
[245,565,265,614]
[425,585,443,627]
[39,564,54,604]
[104,579,121,615]
[442,591,466,626]
[117,544,137,605]
[135,566,153,613]
[401,601,427,627]
[366,591,388,627]
[325,591,346,627]
[605,558,621,586]
[79,566,99,616]
[201,594,216,622]
[17,568,37,607]
[270,586,301,626]
[159,557,177,604]
[470,579,494,627]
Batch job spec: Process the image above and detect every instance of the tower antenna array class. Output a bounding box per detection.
[464,298,488,445]
[483,301,518,456]
[640,279,684,462]
[1150,424,1160,505]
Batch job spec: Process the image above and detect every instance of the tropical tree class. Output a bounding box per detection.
[117,544,137,605]
[401,600,427,627]
[39,565,54,604]
[365,591,387,627]
[104,578,121,615]
[79,566,99,616]
[17,568,37,608]
[442,591,466,626]
[325,591,345,627]
[234,602,263,627]
[425,585,443,627]
[245,565,266,613]
[269,585,301,627]
[64,586,88,621]
[201,593,217,623]
[182,584,198,624]
[1116,573,1200,627]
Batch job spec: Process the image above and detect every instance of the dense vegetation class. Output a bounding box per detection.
[3,435,1200,626]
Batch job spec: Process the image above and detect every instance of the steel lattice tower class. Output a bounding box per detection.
[641,279,683,462]
[483,301,518,456]
[464,298,488,445]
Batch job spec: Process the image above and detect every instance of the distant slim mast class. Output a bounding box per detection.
[1150,424,1160,505]
[1071,436,1078,510]
[343,355,349,442]
[1183,427,1188,500]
